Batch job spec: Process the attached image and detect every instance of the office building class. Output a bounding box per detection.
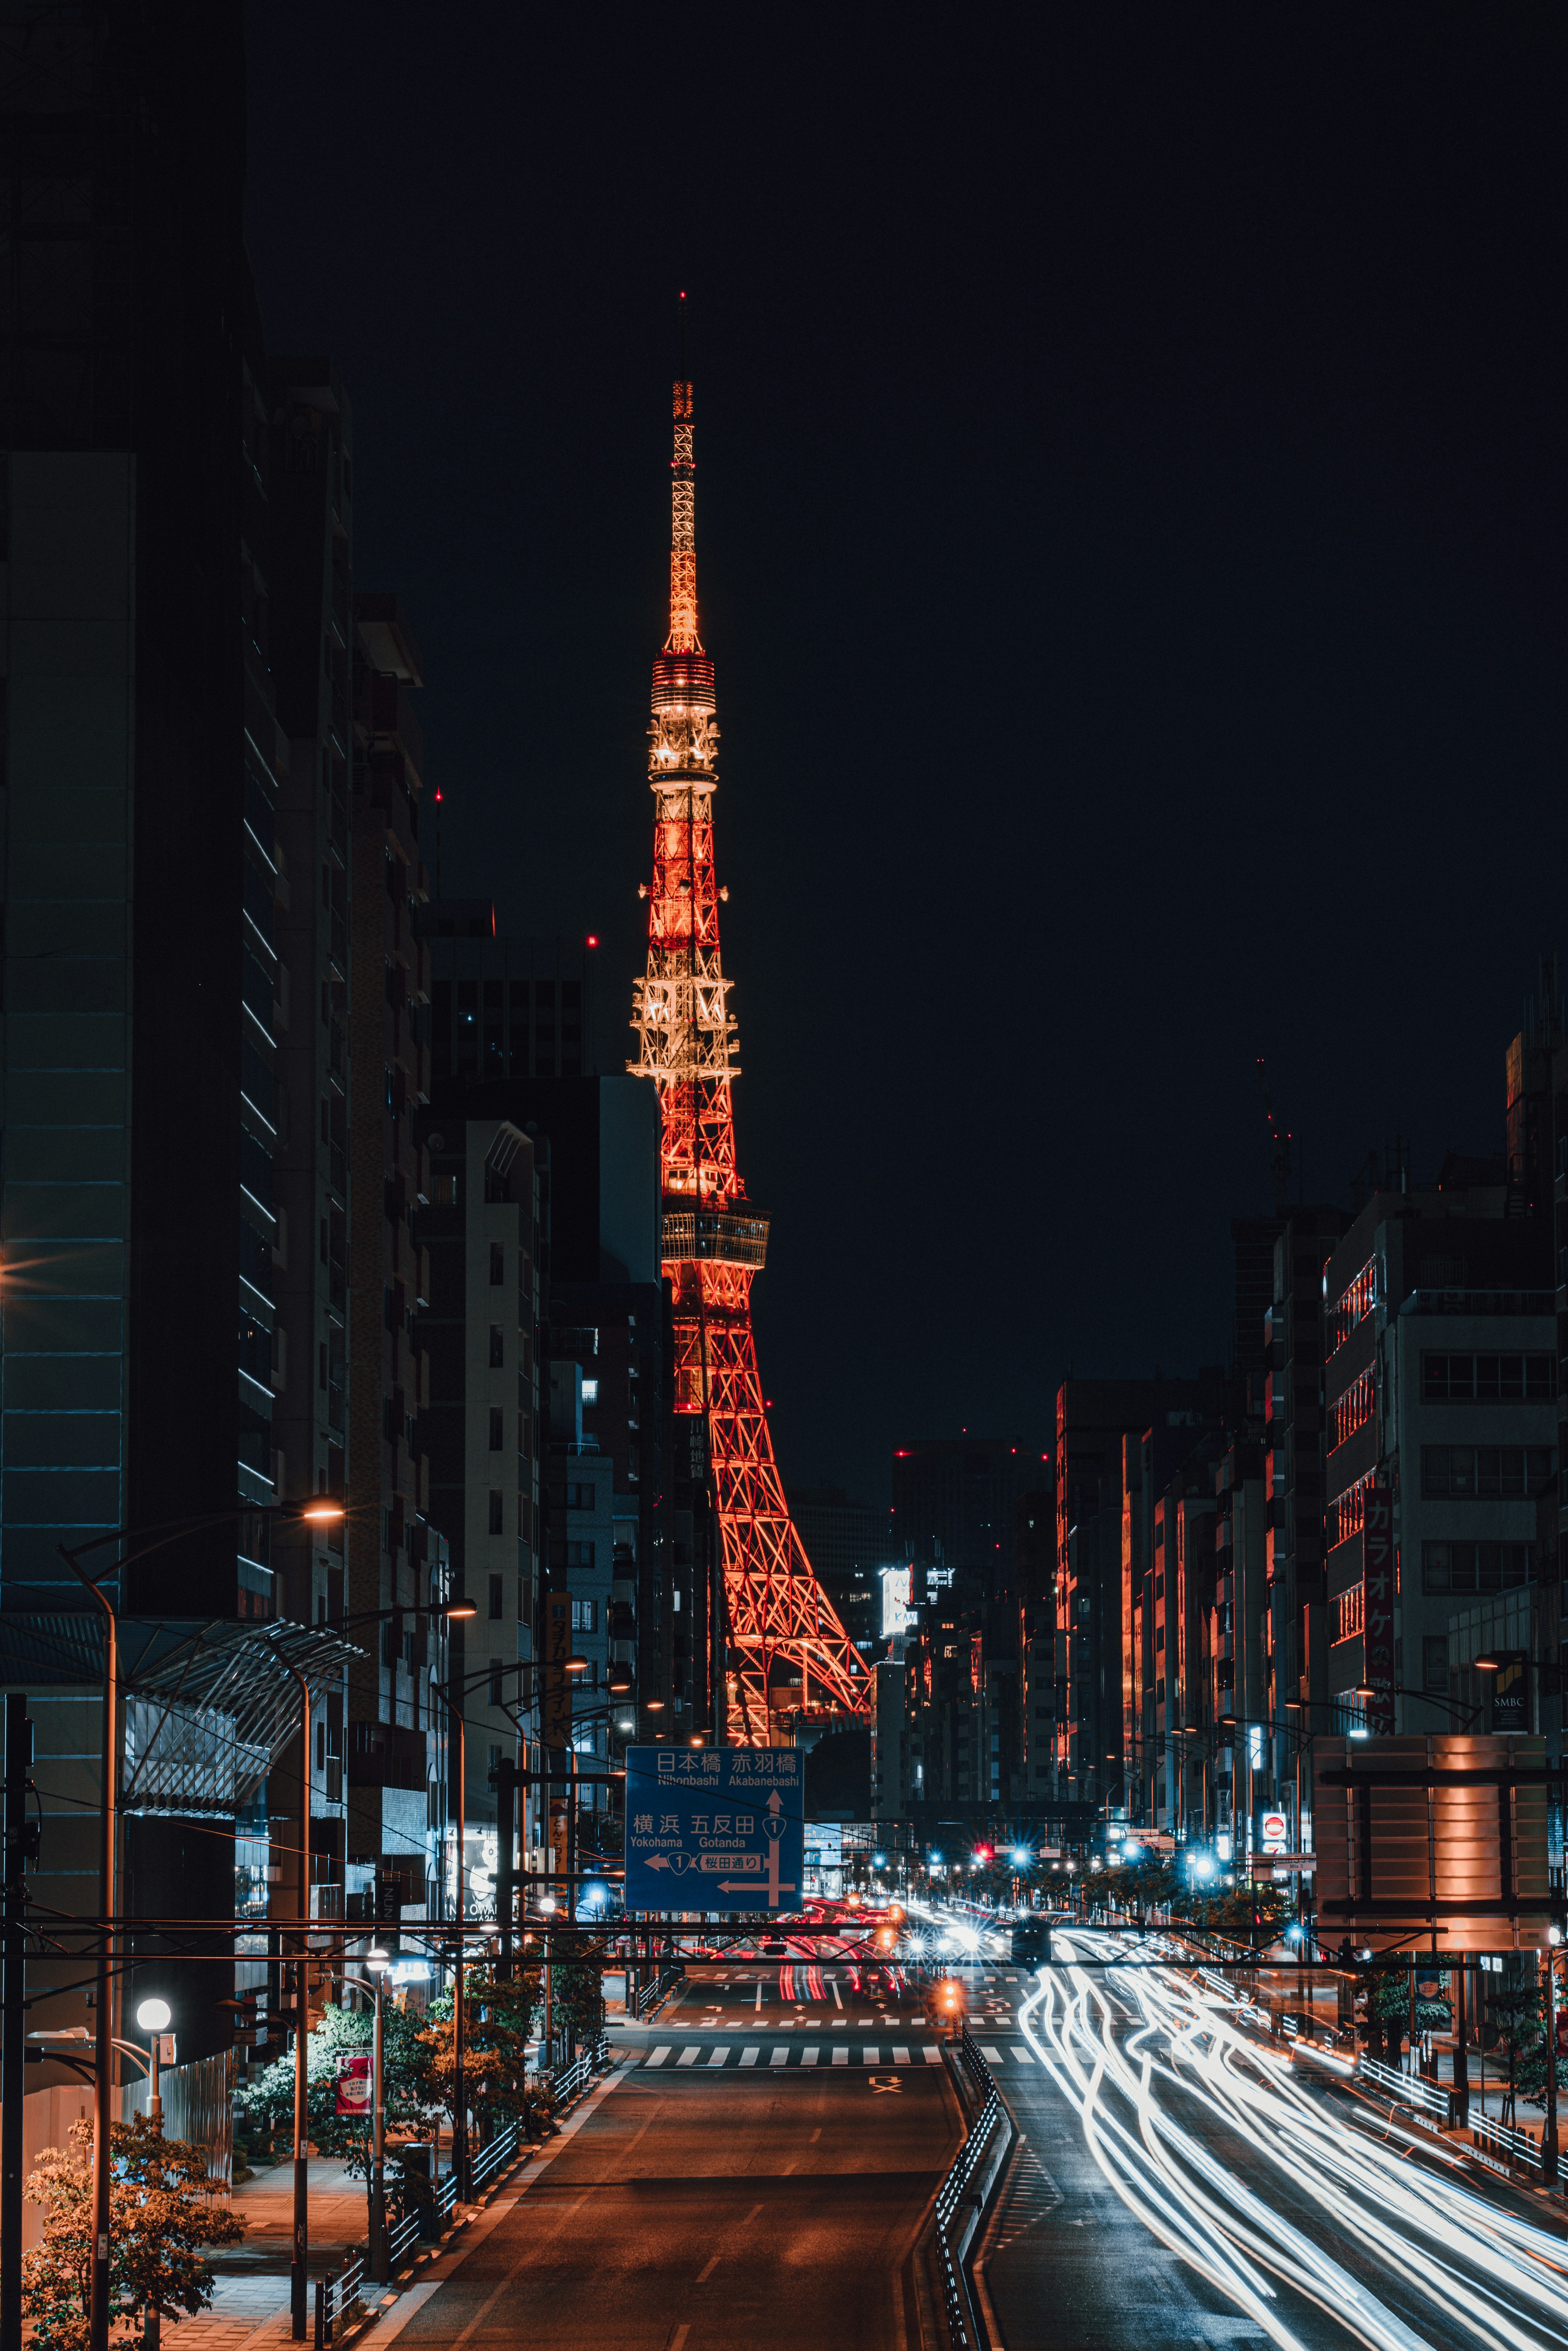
[421,1119,541,1855]
[789,1483,895,1651]
[891,1436,1040,1601]
[1321,1169,1552,1744]
[342,593,443,1919]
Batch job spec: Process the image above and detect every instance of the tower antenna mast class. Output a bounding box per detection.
[1255,1057,1294,1212]
[628,339,866,1743]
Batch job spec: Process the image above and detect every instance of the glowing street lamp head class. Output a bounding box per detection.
[444,1596,478,1620]
[136,1998,172,2035]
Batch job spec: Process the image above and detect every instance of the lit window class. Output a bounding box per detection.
[582,1378,599,1404]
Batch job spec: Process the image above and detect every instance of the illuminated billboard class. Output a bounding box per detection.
[1314,1735,1551,1953]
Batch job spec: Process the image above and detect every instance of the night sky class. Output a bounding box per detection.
[244,7,1565,1508]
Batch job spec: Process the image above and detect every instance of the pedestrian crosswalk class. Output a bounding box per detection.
[644,2041,949,2070]
[641,2040,1032,2071]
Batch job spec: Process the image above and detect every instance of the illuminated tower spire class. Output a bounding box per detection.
[629,359,867,1744]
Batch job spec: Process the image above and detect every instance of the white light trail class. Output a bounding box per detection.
[1015,1930,1568,2351]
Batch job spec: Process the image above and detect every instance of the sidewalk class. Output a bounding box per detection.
[183,2158,372,2351]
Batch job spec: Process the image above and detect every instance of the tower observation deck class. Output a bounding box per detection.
[628,370,869,1744]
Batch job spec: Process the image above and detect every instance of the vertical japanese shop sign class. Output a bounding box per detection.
[1362,1482,1395,1734]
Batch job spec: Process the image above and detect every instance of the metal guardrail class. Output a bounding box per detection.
[548,2031,610,2116]
[434,2167,458,2227]
[313,2249,363,2349]
[1356,2052,1454,2126]
[388,2203,422,2269]
[1473,2113,1544,2173]
[470,2121,519,2196]
[637,1963,683,2019]
[932,2030,1009,2349]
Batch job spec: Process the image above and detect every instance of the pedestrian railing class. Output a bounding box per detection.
[636,1963,682,2019]
[388,2202,422,2269]
[470,2121,520,2196]
[312,2249,363,2350]
[1472,2113,1544,2173]
[1357,2052,1454,2127]
[434,2166,458,2226]
[932,2030,1010,2350]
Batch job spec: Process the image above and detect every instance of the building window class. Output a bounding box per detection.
[582,1377,598,1403]
[490,1242,505,1285]
[489,1325,505,1367]
[570,1598,597,1633]
[1421,1541,1535,1593]
[1330,1367,1374,1453]
[489,1407,503,1451]
[490,1663,505,1706]
[1332,1586,1364,1644]
[1325,1474,1372,1550]
[489,1573,503,1620]
[488,1742,502,1775]
[488,1490,503,1535]
[1328,1257,1379,1356]
[1422,1635,1450,1692]
[518,1576,526,1622]
[566,1540,595,1568]
[1421,1445,1555,1498]
[1422,1352,1556,1402]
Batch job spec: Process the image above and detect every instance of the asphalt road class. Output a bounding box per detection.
[395,1974,960,2351]
[976,1932,1568,2351]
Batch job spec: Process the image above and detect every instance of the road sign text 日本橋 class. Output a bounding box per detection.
[622,1746,805,1913]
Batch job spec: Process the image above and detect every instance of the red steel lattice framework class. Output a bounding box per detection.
[629,373,868,1743]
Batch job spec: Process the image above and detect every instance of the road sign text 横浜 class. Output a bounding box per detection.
[623,1745,806,1914]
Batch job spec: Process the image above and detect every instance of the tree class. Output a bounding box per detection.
[1209,1881,1289,1950]
[1518,1955,1564,2115]
[419,1963,544,2147]
[1490,1975,1544,2126]
[22,2115,244,2351]
[549,1948,606,2041]
[234,1997,430,2176]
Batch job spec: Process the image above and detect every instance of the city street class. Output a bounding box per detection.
[390,1970,959,2351]
[978,1930,1568,2351]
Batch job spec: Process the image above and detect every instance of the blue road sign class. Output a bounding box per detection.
[624,1746,804,1914]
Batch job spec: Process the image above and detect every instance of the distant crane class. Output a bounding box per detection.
[1255,1058,1295,1210]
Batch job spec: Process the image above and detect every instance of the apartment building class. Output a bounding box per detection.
[1322,1171,1552,1742]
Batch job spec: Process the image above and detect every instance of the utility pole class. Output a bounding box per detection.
[2,1695,34,2351]
[490,1756,517,1981]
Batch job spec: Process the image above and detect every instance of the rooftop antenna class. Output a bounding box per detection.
[1255,1058,1294,1213]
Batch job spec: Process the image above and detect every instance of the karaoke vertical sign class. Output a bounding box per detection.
[1363,1482,1395,1735]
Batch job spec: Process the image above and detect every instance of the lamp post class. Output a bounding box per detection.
[365,1943,390,2281]
[1474,1650,1558,2179]
[134,1997,171,2351]
[54,1547,116,2351]
[55,1499,346,2351]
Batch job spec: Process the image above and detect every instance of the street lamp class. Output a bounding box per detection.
[134,1998,171,2134]
[55,1496,345,2351]
[364,1944,391,2280]
[1353,1679,1479,1729]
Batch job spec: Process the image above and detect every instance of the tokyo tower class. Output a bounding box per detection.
[629,366,869,1744]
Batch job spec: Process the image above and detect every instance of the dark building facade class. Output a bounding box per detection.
[789,1483,895,1653]
[891,1435,1041,1601]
